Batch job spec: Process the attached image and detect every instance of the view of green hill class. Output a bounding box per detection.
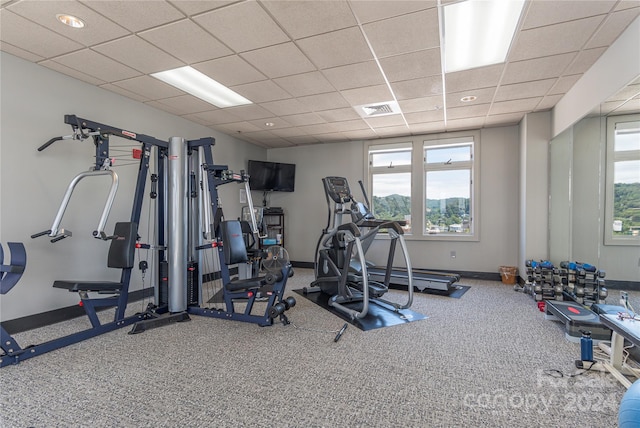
[614,182,640,235]
[372,194,470,230]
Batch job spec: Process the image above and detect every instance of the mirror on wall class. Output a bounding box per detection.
[549,75,640,283]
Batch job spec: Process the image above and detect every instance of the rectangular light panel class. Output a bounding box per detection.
[443,0,525,73]
[151,66,252,108]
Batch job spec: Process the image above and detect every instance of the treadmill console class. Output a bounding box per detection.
[323,176,352,203]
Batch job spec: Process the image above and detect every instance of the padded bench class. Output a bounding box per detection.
[53,280,124,293]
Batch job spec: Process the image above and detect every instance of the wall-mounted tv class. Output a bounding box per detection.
[247,160,296,192]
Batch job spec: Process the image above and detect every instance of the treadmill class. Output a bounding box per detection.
[324,176,461,295]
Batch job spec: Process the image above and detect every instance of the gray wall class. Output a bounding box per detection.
[0,53,266,321]
[268,124,522,274]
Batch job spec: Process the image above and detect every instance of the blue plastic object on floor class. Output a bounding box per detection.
[619,379,640,428]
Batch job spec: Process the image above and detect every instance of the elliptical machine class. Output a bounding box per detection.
[308,176,413,320]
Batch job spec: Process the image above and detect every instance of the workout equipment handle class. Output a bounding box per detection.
[38,137,64,152]
[31,230,52,239]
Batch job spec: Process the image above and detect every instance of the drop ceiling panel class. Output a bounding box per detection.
[262,0,357,39]
[40,60,106,85]
[447,87,496,108]
[501,53,576,85]
[7,0,129,46]
[586,7,640,48]
[296,26,373,69]
[240,42,315,78]
[364,114,406,128]
[111,75,184,100]
[564,47,607,75]
[484,112,525,126]
[230,80,292,103]
[99,83,150,102]
[93,35,184,74]
[391,76,443,100]
[548,74,582,95]
[445,64,503,93]
[447,103,491,120]
[281,112,326,126]
[138,19,232,64]
[0,10,84,58]
[297,92,351,111]
[0,0,634,149]
[493,79,556,103]
[521,0,615,29]
[509,16,606,62]
[81,0,185,32]
[0,42,44,62]
[362,8,440,58]
[348,0,436,24]
[51,49,141,82]
[398,96,444,114]
[260,98,312,116]
[273,69,335,97]
[405,110,444,124]
[192,1,289,53]
[224,104,274,121]
[490,97,543,115]
[321,61,386,91]
[378,48,441,82]
[193,55,266,87]
[168,0,237,16]
[184,109,243,125]
[535,94,564,111]
[316,107,362,122]
[340,84,393,105]
[152,94,215,114]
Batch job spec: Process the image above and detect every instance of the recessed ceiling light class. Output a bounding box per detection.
[265,122,275,127]
[151,66,252,108]
[460,95,477,103]
[56,14,85,28]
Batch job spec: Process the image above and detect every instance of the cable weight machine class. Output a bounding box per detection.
[2,115,293,367]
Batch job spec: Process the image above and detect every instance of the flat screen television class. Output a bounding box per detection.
[247,160,296,192]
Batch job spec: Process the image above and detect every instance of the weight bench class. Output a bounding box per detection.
[52,222,137,327]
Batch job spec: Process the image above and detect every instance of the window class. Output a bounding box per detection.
[424,137,475,236]
[605,115,640,245]
[365,132,479,240]
[368,143,412,233]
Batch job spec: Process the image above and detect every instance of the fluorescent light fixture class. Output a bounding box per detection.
[442,0,525,73]
[151,66,252,108]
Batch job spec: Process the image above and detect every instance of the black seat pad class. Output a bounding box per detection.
[53,280,124,293]
[224,277,265,292]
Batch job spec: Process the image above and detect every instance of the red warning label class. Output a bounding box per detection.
[122,130,137,138]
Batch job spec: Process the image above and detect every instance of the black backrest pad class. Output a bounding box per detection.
[220,220,248,265]
[107,222,138,269]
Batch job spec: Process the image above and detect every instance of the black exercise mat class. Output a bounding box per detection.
[418,284,470,298]
[294,289,427,331]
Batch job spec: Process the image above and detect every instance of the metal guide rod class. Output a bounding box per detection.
[244,181,266,238]
[48,169,119,240]
[167,137,188,313]
[198,147,213,240]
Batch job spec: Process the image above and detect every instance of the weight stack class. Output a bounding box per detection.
[159,260,199,307]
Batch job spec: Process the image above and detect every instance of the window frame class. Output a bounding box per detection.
[423,133,479,241]
[364,131,480,242]
[367,141,413,234]
[604,113,640,246]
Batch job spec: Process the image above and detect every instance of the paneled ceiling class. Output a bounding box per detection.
[1,0,639,148]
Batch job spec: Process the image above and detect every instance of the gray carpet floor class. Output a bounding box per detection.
[1,269,637,427]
